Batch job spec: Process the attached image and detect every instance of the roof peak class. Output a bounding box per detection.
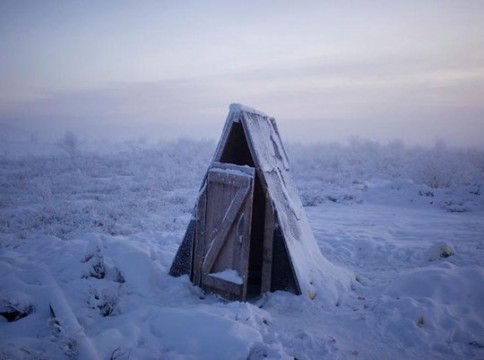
[229,103,268,117]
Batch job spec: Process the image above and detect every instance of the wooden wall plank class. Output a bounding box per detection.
[203,274,243,297]
[260,193,274,293]
[193,185,207,286]
[169,218,195,277]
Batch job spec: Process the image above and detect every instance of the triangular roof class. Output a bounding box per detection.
[171,104,352,304]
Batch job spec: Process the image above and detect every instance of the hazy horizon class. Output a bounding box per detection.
[1,1,483,148]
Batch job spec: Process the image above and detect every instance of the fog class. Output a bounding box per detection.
[1,1,483,148]
[1,79,483,148]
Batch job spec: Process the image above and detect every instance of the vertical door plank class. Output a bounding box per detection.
[197,164,255,300]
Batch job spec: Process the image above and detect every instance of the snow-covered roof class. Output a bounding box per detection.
[215,104,353,304]
[229,103,269,117]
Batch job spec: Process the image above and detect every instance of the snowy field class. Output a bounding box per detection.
[1,137,483,360]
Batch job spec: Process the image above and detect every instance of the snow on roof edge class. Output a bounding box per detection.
[229,103,269,118]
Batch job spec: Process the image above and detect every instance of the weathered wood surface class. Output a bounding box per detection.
[193,184,207,286]
[260,191,274,293]
[203,274,243,299]
[194,163,255,300]
[170,104,345,301]
[168,219,195,277]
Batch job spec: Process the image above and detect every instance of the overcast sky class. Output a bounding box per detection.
[1,1,483,147]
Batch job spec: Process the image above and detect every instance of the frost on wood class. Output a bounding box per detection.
[232,104,353,304]
[210,269,243,285]
[171,103,354,304]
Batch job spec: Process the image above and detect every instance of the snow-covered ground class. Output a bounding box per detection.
[1,138,483,359]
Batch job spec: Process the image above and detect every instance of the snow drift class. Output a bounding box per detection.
[0,138,483,359]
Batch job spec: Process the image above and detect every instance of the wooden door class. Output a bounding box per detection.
[193,162,255,300]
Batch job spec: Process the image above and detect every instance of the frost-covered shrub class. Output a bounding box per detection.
[82,243,125,283]
[288,139,484,189]
[0,138,482,238]
[60,131,79,156]
[82,245,106,279]
[0,139,214,237]
[411,141,478,188]
[87,287,119,317]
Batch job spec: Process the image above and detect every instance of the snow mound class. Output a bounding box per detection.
[374,262,484,357]
[425,241,456,262]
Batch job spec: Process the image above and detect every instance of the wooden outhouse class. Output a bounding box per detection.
[170,104,348,302]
